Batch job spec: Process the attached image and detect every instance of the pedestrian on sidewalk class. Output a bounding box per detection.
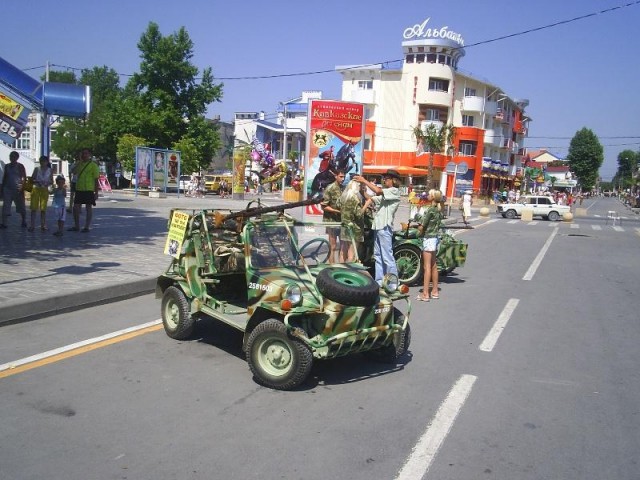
[68,148,99,233]
[67,158,78,212]
[0,150,27,229]
[461,189,473,225]
[416,189,443,302]
[353,169,401,286]
[51,175,67,236]
[28,155,53,232]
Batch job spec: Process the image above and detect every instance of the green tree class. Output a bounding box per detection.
[615,149,638,188]
[413,123,455,188]
[116,134,147,172]
[565,128,603,190]
[126,22,223,157]
[50,66,122,162]
[171,137,199,174]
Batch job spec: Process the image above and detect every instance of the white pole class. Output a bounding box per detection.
[281,103,287,199]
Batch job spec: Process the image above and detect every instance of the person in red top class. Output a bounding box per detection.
[318,146,335,172]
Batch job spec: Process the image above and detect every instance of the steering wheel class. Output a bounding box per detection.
[297,238,331,264]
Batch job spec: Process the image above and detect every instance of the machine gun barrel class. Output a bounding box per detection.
[219,196,322,224]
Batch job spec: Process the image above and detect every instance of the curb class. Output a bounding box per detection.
[0,277,156,327]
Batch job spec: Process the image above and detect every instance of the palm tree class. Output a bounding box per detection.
[413,123,455,188]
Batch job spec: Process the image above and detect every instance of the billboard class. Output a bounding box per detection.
[0,93,30,144]
[135,147,181,192]
[303,100,365,218]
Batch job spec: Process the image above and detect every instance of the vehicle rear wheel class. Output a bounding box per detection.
[505,209,516,219]
[316,267,379,306]
[364,310,411,363]
[246,319,313,390]
[393,244,423,285]
[161,286,196,340]
[547,211,560,222]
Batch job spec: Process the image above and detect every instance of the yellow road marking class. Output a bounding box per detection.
[0,323,162,380]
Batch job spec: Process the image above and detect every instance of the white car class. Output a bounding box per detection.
[497,195,570,221]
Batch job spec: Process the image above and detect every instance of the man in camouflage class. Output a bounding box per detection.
[321,169,345,263]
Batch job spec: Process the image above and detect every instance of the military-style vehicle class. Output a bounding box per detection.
[156,198,411,390]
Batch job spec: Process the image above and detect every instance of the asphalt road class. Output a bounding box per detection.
[1,197,639,479]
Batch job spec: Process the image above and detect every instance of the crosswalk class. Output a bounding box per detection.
[501,218,638,233]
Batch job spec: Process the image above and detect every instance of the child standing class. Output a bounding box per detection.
[52,175,67,236]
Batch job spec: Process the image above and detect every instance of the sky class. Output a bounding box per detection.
[4,0,639,180]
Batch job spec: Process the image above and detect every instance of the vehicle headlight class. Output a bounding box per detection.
[282,284,302,306]
[382,274,399,293]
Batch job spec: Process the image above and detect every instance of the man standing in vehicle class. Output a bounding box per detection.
[321,169,345,263]
[353,169,401,285]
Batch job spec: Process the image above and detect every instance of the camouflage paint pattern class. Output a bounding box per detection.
[157,207,410,360]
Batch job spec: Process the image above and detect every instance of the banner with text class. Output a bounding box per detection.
[303,100,365,219]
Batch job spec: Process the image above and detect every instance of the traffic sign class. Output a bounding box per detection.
[446,161,469,175]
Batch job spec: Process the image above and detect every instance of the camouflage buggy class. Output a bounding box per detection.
[156,198,411,390]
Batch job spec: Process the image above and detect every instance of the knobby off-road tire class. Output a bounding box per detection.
[394,244,423,286]
[364,309,411,363]
[316,267,379,306]
[246,319,313,390]
[161,286,196,340]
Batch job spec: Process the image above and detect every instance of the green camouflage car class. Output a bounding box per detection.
[156,200,411,390]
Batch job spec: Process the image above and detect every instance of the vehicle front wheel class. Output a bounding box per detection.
[547,211,560,222]
[394,244,423,285]
[161,286,196,340]
[504,209,517,219]
[246,319,313,390]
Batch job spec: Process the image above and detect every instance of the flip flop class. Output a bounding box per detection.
[415,294,430,302]
[431,294,440,300]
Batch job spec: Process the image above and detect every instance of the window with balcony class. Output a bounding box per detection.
[437,54,447,64]
[427,53,437,63]
[462,115,475,127]
[428,78,449,92]
[459,141,477,156]
[416,54,425,63]
[464,87,477,97]
[358,80,373,90]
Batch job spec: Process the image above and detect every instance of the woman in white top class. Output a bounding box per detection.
[28,156,53,231]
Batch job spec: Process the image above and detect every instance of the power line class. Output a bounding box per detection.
[33,1,640,82]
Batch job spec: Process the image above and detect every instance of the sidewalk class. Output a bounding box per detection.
[0,191,278,325]
[0,190,476,326]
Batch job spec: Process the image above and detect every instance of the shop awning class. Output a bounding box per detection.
[362,165,430,176]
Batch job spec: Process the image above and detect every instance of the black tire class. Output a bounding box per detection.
[394,244,423,286]
[547,211,560,222]
[161,286,196,340]
[316,267,379,306]
[246,319,313,390]
[504,209,516,219]
[364,310,411,363]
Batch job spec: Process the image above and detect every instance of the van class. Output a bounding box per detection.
[204,174,233,194]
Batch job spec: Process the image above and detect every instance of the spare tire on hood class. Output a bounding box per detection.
[316,267,379,306]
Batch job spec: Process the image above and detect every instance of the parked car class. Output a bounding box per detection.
[177,175,191,192]
[204,174,233,194]
[496,195,570,221]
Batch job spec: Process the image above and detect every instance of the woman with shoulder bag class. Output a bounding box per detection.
[28,155,53,231]
[416,189,444,302]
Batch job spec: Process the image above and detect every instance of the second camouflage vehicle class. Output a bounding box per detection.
[156,198,412,390]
